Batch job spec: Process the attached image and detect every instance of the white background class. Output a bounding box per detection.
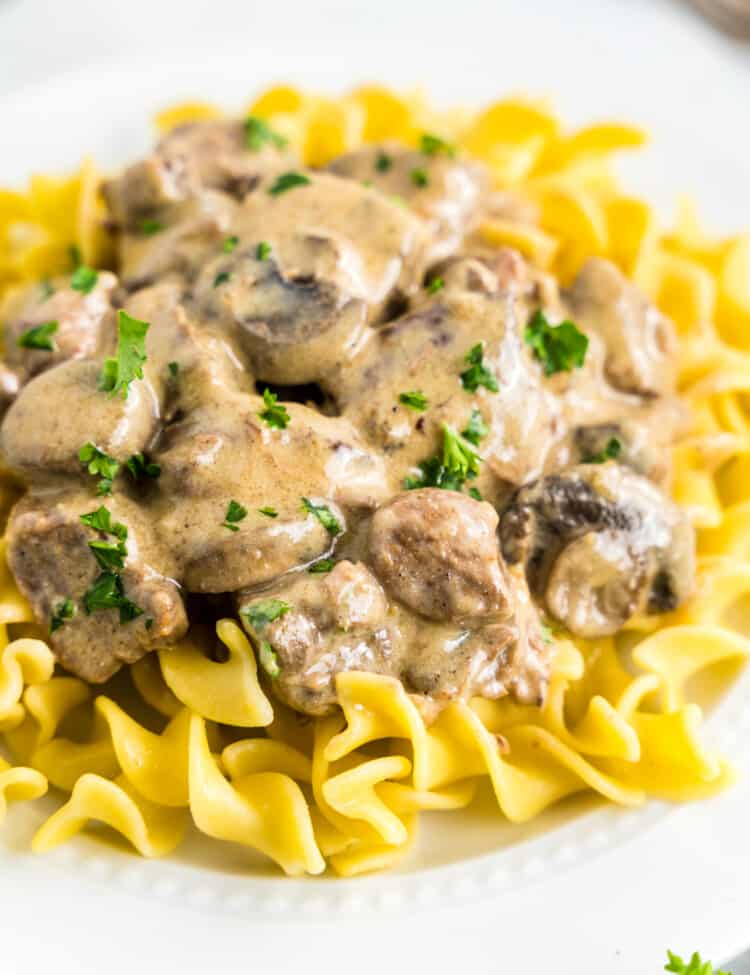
[2,1,750,972]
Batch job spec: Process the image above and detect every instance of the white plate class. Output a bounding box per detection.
[1,1,750,972]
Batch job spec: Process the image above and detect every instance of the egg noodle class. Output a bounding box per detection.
[1,85,749,877]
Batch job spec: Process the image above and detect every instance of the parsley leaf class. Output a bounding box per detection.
[524,309,589,376]
[213,271,231,288]
[69,244,82,269]
[268,171,311,195]
[468,486,483,501]
[244,116,288,151]
[420,132,455,157]
[83,572,142,622]
[404,424,480,492]
[79,506,127,540]
[410,167,429,188]
[258,388,290,430]
[460,343,499,393]
[88,538,127,572]
[78,442,120,496]
[140,219,163,235]
[18,320,58,351]
[583,436,622,464]
[301,497,342,536]
[241,598,291,630]
[375,152,392,173]
[308,558,334,574]
[258,506,278,518]
[98,310,150,399]
[665,950,729,975]
[50,597,76,633]
[223,235,239,253]
[258,640,281,678]
[461,407,488,445]
[168,361,179,378]
[222,499,248,532]
[70,265,99,294]
[256,240,272,261]
[427,276,444,294]
[399,390,428,412]
[126,452,161,481]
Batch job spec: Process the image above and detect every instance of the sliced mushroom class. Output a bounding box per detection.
[500,463,695,636]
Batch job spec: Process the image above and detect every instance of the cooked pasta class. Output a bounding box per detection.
[1,84,749,878]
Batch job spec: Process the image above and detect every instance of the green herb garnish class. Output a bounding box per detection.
[583,437,622,464]
[399,390,428,412]
[375,152,393,172]
[79,506,127,540]
[140,219,163,235]
[460,343,499,393]
[258,388,290,430]
[50,598,76,633]
[258,506,278,518]
[98,310,150,399]
[404,424,480,492]
[244,116,288,151]
[222,499,248,532]
[427,276,444,294]
[78,442,120,496]
[410,167,429,188]
[301,497,342,536]
[17,320,58,351]
[83,572,142,622]
[308,558,334,574]
[258,641,281,678]
[468,487,483,501]
[70,265,99,295]
[69,244,82,269]
[256,241,272,261]
[268,171,311,195]
[665,950,729,975]
[126,453,161,481]
[168,361,179,378]
[461,407,488,446]
[88,538,127,572]
[213,271,231,288]
[420,133,455,157]
[524,309,589,376]
[223,235,239,253]
[242,598,291,630]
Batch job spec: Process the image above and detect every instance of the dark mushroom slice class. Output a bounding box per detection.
[0,271,118,408]
[6,490,188,683]
[0,359,158,482]
[564,257,678,398]
[149,392,389,593]
[500,462,695,637]
[328,142,487,262]
[192,171,429,385]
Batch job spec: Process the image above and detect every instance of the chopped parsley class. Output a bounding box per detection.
[18,320,58,351]
[78,442,120,496]
[460,342,499,393]
[258,388,290,430]
[256,240,272,261]
[69,244,82,269]
[665,950,728,975]
[39,278,55,300]
[426,276,444,295]
[399,390,428,412]
[222,499,248,532]
[268,171,311,195]
[126,453,161,481]
[461,407,488,446]
[244,116,288,151]
[79,506,127,540]
[301,497,342,536]
[420,132,455,157]
[468,486,483,501]
[404,424,480,492]
[258,506,278,518]
[168,361,179,378]
[583,436,622,464]
[50,598,76,633]
[80,505,128,571]
[258,641,281,678]
[140,219,163,235]
[524,309,588,376]
[308,558,334,574]
[375,152,392,173]
[242,598,291,630]
[410,167,429,188]
[223,235,239,253]
[98,310,150,399]
[83,572,142,622]
[70,265,99,295]
[213,271,231,288]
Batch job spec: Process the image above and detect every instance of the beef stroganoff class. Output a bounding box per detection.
[0,86,749,877]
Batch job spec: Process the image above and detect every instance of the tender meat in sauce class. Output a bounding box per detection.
[0,118,697,719]
[500,463,695,636]
[7,491,187,681]
[0,272,117,408]
[328,143,487,262]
